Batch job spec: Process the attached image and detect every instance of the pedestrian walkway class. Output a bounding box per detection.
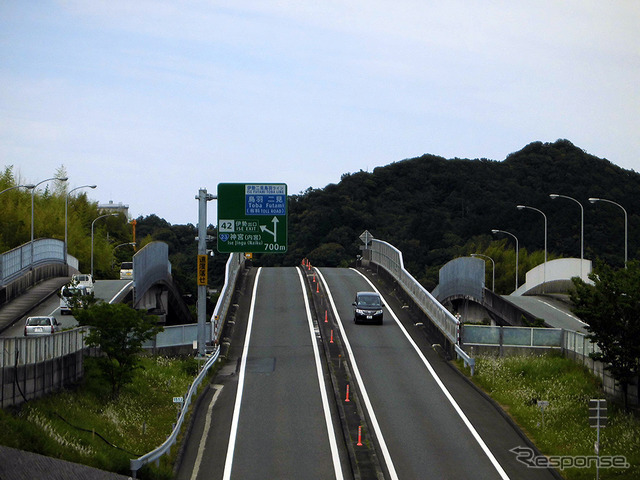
[0,277,70,333]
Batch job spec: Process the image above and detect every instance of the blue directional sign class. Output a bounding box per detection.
[217,183,288,253]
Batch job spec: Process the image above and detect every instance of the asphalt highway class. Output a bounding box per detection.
[176,266,559,479]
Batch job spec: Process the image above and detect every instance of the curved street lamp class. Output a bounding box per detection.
[491,229,519,291]
[0,184,36,196]
[471,253,495,292]
[112,242,136,268]
[589,197,628,268]
[517,204,547,292]
[65,184,97,263]
[91,213,118,277]
[549,193,584,279]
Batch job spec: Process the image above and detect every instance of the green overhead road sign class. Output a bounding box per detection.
[217,183,288,253]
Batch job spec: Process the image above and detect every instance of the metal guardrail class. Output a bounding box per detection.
[211,252,245,344]
[1,239,79,285]
[0,328,89,368]
[130,345,220,478]
[455,344,475,376]
[368,239,459,344]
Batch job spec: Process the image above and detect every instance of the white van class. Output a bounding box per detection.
[60,284,90,315]
[71,273,94,293]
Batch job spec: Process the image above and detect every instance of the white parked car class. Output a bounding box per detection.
[71,273,94,293]
[60,284,90,315]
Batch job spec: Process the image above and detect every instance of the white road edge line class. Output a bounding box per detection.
[190,384,224,480]
[222,267,262,480]
[296,268,344,480]
[315,268,400,480]
[538,299,588,325]
[109,281,133,304]
[351,268,511,480]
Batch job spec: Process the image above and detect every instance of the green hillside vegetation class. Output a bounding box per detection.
[266,139,639,292]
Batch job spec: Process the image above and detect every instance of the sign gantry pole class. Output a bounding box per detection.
[196,188,216,357]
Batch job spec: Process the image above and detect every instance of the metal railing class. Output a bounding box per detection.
[461,324,564,348]
[564,329,600,356]
[368,239,459,344]
[0,328,89,368]
[211,252,245,344]
[130,345,220,478]
[142,323,212,350]
[1,239,78,285]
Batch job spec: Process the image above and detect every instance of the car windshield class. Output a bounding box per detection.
[358,295,381,307]
[74,275,90,282]
[121,262,133,269]
[27,317,51,326]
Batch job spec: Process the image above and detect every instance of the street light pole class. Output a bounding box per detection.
[91,213,118,277]
[65,184,97,264]
[471,253,495,292]
[491,229,519,291]
[31,176,68,267]
[517,205,547,292]
[550,194,584,279]
[589,197,628,268]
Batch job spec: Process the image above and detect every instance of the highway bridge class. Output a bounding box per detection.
[1,235,600,478]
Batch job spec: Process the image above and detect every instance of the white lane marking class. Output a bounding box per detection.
[296,268,344,480]
[109,281,133,304]
[222,267,262,480]
[351,268,511,480]
[315,268,399,480]
[190,385,224,480]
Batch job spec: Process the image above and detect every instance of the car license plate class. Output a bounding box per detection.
[367,315,372,319]
[35,327,43,332]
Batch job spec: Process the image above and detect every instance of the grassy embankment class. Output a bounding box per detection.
[459,354,640,480]
[0,355,207,480]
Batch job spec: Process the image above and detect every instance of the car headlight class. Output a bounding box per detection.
[355,309,367,315]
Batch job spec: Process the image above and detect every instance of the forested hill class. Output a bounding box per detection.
[266,139,639,291]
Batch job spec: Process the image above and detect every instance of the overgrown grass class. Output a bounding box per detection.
[0,355,205,479]
[461,354,640,479]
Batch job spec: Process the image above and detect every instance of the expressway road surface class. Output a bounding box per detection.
[177,266,558,480]
[319,267,557,480]
[176,267,348,480]
[1,279,132,338]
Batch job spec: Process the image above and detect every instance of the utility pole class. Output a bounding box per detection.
[196,188,216,357]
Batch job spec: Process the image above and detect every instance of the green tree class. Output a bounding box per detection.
[571,261,640,410]
[73,302,163,397]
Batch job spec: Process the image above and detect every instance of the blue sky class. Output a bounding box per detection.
[1,1,638,225]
